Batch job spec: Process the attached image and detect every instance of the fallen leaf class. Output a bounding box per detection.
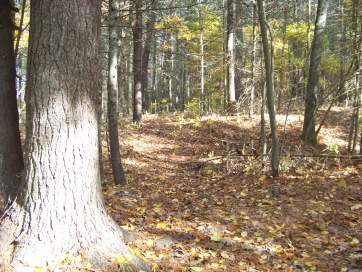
[220,251,235,261]
[156,221,168,229]
[351,203,362,211]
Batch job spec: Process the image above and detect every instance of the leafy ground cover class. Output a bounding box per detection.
[1,108,361,271]
[103,108,362,271]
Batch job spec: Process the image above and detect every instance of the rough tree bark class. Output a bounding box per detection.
[132,0,143,124]
[302,0,329,143]
[0,1,150,271]
[108,0,127,185]
[0,0,24,204]
[257,0,280,177]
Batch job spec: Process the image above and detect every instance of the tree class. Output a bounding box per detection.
[0,1,150,270]
[0,0,24,204]
[108,0,127,185]
[198,0,206,114]
[226,0,236,112]
[257,0,280,177]
[142,0,158,111]
[301,0,329,143]
[132,0,143,124]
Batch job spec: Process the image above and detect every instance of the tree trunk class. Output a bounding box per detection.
[235,0,243,101]
[0,1,150,270]
[198,0,205,115]
[302,0,329,143]
[133,0,143,124]
[250,3,257,118]
[108,0,127,185]
[142,0,158,112]
[257,0,280,177]
[0,0,24,204]
[226,0,236,113]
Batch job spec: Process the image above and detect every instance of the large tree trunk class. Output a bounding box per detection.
[302,0,329,143]
[0,1,150,271]
[132,0,143,124]
[108,0,127,185]
[257,0,280,177]
[0,0,24,204]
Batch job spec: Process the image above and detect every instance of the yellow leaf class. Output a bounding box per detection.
[116,256,126,264]
[350,238,359,245]
[190,267,203,271]
[241,231,248,238]
[132,249,141,256]
[243,166,251,173]
[146,239,154,247]
[137,207,146,214]
[211,235,222,242]
[259,175,266,182]
[305,261,313,267]
[210,263,219,268]
[351,203,362,211]
[156,222,168,229]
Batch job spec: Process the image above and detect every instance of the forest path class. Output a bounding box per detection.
[102,111,362,271]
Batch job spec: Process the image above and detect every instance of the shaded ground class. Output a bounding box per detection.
[103,108,362,271]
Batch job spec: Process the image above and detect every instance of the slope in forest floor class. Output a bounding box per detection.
[102,108,362,272]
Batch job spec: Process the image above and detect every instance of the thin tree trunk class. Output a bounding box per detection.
[14,0,26,60]
[301,0,329,143]
[0,0,24,204]
[235,0,243,101]
[142,0,158,112]
[226,0,236,113]
[198,0,205,115]
[133,0,143,124]
[257,0,280,177]
[250,3,257,118]
[108,0,127,185]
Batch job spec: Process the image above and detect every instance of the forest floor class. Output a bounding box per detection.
[102,107,362,272]
[1,108,361,271]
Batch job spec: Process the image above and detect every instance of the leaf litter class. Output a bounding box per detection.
[102,110,362,271]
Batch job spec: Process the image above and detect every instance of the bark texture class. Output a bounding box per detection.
[0,0,24,204]
[302,0,329,143]
[257,0,280,177]
[141,0,158,112]
[133,0,143,124]
[108,0,127,185]
[0,1,149,271]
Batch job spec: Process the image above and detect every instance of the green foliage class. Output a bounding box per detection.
[327,144,340,154]
[184,97,201,114]
[285,22,312,48]
[201,164,215,176]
